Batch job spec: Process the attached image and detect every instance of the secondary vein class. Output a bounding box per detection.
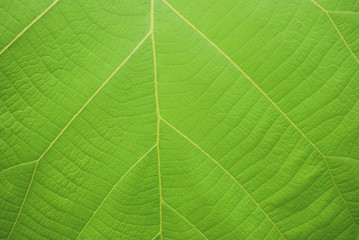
[0,160,37,175]
[75,144,157,239]
[0,0,59,55]
[160,0,357,233]
[161,117,286,240]
[311,0,359,64]
[162,201,209,240]
[7,32,151,239]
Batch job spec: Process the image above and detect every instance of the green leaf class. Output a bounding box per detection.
[1,0,358,239]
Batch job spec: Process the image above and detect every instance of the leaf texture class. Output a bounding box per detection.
[0,0,359,239]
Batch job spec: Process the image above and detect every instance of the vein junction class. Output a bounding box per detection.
[311,0,359,64]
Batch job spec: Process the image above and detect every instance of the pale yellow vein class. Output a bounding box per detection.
[75,144,157,240]
[0,0,59,55]
[311,0,359,64]
[7,31,151,239]
[151,232,161,240]
[161,0,357,233]
[0,160,37,175]
[160,117,286,240]
[162,201,208,240]
[151,0,163,239]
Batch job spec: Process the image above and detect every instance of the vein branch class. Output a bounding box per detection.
[0,0,59,55]
[160,117,286,240]
[160,0,357,233]
[162,201,208,240]
[311,0,359,64]
[7,32,150,239]
[151,232,160,240]
[0,160,37,175]
[75,144,157,239]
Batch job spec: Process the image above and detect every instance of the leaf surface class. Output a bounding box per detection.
[1,0,359,239]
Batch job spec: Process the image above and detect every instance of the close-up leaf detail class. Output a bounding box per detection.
[1,0,359,239]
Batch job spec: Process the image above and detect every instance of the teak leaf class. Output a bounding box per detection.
[1,0,359,239]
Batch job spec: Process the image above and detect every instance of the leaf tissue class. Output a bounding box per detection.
[1,0,359,239]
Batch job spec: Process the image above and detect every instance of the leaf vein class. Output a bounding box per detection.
[151,232,160,240]
[0,160,37,175]
[0,0,59,55]
[160,0,357,233]
[162,201,208,240]
[311,0,359,64]
[75,144,157,239]
[160,117,286,240]
[151,0,163,238]
[7,32,151,239]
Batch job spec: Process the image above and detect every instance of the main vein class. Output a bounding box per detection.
[75,144,157,239]
[161,0,357,232]
[0,0,59,55]
[7,32,151,239]
[151,0,163,239]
